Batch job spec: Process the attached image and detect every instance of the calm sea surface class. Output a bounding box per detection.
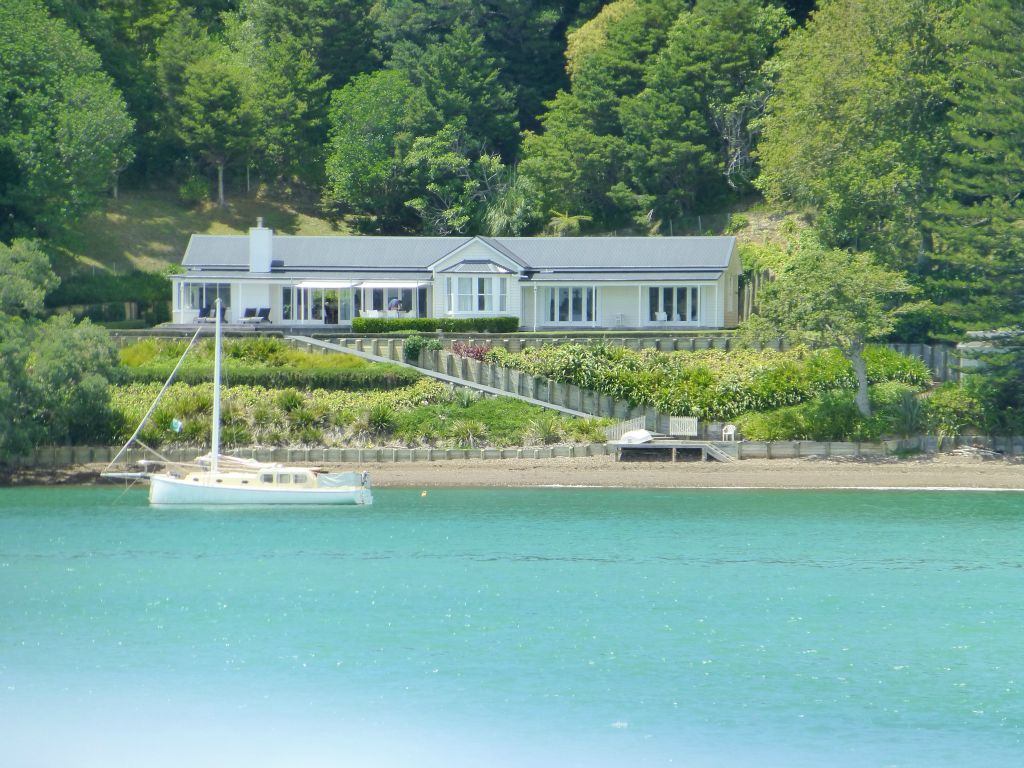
[1,486,1022,767]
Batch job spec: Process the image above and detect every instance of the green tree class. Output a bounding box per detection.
[324,69,439,231]
[756,0,960,274]
[27,315,119,445]
[0,241,117,461]
[484,169,543,236]
[744,233,915,416]
[520,91,632,228]
[232,0,378,92]
[173,43,255,207]
[404,121,508,235]
[393,23,520,158]
[619,0,791,218]
[224,12,328,187]
[154,13,217,174]
[45,0,181,182]
[520,0,691,229]
[370,0,572,130]
[0,317,37,459]
[0,0,134,237]
[926,0,1024,331]
[0,240,60,318]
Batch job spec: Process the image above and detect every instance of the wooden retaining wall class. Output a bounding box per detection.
[9,435,1022,471]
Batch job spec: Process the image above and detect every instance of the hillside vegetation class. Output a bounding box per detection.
[49,191,348,274]
[3,0,1024,461]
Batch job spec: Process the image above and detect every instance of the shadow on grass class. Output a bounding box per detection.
[48,189,351,276]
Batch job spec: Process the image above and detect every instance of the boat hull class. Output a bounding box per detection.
[149,474,372,506]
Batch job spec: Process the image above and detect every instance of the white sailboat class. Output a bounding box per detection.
[103,299,372,506]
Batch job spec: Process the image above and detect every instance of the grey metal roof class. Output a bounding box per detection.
[173,270,431,282]
[183,235,474,270]
[182,233,736,273]
[183,236,251,268]
[497,236,735,270]
[527,271,723,283]
[438,260,513,274]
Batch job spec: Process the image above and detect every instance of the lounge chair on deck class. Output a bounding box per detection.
[197,305,227,323]
[240,307,271,324]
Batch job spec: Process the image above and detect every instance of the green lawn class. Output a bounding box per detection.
[49,189,350,275]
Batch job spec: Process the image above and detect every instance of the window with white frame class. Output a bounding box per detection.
[545,287,595,324]
[450,276,507,314]
[181,282,231,311]
[648,286,698,323]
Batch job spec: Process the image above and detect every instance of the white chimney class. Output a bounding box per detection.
[249,218,272,273]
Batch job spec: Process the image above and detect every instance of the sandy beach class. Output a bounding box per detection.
[10,449,1023,490]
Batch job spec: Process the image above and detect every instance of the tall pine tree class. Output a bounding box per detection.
[927,0,1024,331]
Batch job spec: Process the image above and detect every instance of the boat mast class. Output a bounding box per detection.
[211,297,222,473]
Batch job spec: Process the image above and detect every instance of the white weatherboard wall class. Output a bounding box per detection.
[237,282,272,317]
[599,287,642,328]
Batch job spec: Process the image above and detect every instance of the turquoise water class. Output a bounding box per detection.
[1,487,1022,767]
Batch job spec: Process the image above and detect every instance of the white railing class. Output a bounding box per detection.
[704,443,734,463]
[669,416,699,437]
[603,416,647,441]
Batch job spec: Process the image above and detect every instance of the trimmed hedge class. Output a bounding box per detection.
[116,362,420,391]
[352,316,520,334]
[47,270,170,306]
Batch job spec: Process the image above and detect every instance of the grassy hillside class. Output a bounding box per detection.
[48,190,804,279]
[49,190,350,275]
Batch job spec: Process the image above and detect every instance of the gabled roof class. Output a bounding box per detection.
[183,235,474,270]
[498,237,734,271]
[182,234,737,275]
[437,259,514,274]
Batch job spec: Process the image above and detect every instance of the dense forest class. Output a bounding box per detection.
[1,0,1020,322]
[2,2,1023,338]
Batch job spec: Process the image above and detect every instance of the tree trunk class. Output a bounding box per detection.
[112,172,119,200]
[849,340,871,417]
[217,162,225,207]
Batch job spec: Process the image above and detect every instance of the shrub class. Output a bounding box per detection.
[276,389,304,412]
[178,176,208,207]
[287,406,320,430]
[529,412,563,444]
[486,343,928,421]
[364,402,397,434]
[225,336,288,365]
[219,424,252,446]
[455,388,480,407]
[451,340,491,360]
[118,338,163,368]
[925,383,984,442]
[735,383,922,442]
[48,270,170,307]
[403,333,443,362]
[352,316,520,334]
[447,418,487,447]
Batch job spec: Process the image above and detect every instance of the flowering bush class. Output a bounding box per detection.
[451,340,492,360]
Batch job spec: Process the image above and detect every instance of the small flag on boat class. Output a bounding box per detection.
[170,418,183,433]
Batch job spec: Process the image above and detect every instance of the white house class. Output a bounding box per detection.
[171,220,742,330]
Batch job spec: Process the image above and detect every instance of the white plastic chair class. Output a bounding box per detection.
[722,424,737,441]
